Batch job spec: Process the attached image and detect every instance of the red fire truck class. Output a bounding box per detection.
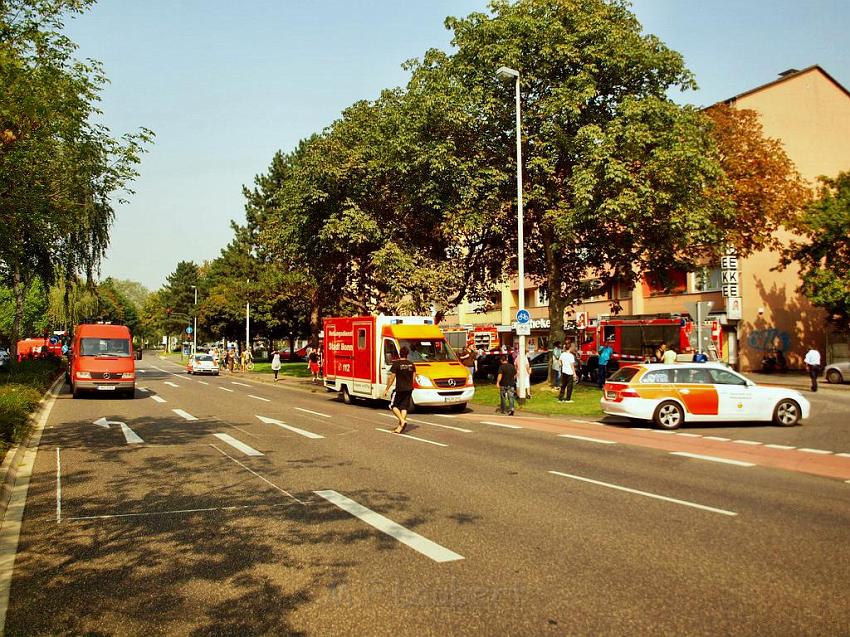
[441,325,500,352]
[578,314,722,371]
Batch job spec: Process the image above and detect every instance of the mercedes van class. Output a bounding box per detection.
[69,323,136,398]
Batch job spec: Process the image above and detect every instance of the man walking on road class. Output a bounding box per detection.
[558,344,576,403]
[383,346,416,433]
[496,355,517,415]
[804,347,822,392]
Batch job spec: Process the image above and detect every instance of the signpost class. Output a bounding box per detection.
[515,309,531,336]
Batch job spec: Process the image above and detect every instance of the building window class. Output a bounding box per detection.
[609,278,633,300]
[536,287,549,307]
[692,267,721,292]
[582,279,608,303]
[645,270,687,296]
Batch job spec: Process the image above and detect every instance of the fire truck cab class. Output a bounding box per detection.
[323,315,475,411]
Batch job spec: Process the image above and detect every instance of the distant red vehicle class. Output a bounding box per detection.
[16,337,63,362]
[278,345,309,361]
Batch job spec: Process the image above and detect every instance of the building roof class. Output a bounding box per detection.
[719,65,850,106]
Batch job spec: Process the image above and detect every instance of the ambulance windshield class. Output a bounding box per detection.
[400,339,457,363]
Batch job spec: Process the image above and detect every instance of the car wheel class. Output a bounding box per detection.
[773,399,801,426]
[341,385,353,405]
[653,401,684,430]
[826,369,843,384]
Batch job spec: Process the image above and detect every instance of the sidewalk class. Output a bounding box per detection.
[746,370,848,392]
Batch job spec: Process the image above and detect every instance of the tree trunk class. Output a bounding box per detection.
[309,287,321,349]
[10,268,29,361]
[543,229,567,385]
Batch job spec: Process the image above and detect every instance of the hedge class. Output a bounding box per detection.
[0,358,63,449]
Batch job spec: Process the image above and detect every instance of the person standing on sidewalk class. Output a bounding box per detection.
[496,355,517,416]
[804,347,822,392]
[271,351,282,382]
[558,344,576,403]
[383,346,416,433]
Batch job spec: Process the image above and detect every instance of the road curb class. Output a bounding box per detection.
[0,376,63,523]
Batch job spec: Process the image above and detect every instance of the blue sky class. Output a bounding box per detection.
[62,1,850,291]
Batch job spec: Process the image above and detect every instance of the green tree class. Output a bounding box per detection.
[783,172,850,328]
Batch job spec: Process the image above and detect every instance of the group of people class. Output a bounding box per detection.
[210,346,252,373]
[269,346,322,383]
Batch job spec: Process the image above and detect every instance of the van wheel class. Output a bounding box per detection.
[72,384,81,399]
[341,386,353,405]
[653,401,683,430]
[773,399,801,426]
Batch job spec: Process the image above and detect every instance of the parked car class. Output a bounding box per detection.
[0,348,9,369]
[474,352,503,381]
[186,354,219,375]
[824,360,850,384]
[601,363,810,430]
[278,345,309,361]
[529,351,551,383]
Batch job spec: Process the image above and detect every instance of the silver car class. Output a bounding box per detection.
[824,360,850,384]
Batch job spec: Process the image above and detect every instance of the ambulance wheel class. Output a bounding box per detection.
[653,401,683,430]
[341,386,353,405]
[773,399,801,426]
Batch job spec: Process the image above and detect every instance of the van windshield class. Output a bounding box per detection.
[80,338,131,357]
[399,339,457,363]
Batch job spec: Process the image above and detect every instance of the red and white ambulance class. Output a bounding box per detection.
[323,315,475,411]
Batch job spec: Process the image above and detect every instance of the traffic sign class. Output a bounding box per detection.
[186,326,193,334]
[515,309,530,324]
[515,323,531,336]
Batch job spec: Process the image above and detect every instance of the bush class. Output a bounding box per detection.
[0,357,63,446]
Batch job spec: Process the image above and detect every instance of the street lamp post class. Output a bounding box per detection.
[191,285,198,356]
[245,279,250,356]
[496,65,527,399]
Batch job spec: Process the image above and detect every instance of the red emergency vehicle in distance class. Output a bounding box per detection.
[16,336,63,362]
[579,314,722,371]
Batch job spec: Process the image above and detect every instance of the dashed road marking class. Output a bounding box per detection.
[631,427,652,431]
[479,420,522,430]
[837,453,850,459]
[676,433,702,438]
[295,407,331,418]
[570,419,603,427]
[152,366,167,373]
[766,444,796,450]
[548,471,737,517]
[376,428,448,447]
[670,451,755,467]
[558,434,617,445]
[197,380,209,385]
[231,381,250,387]
[798,448,833,455]
[173,409,197,421]
[257,415,324,439]
[732,440,763,446]
[704,436,731,442]
[653,430,676,435]
[248,394,271,402]
[213,433,263,456]
[219,387,234,393]
[137,387,150,393]
[314,490,464,562]
[432,414,457,419]
[150,395,166,404]
[164,381,179,388]
[380,413,471,433]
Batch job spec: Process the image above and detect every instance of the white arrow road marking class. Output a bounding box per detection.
[173,409,197,421]
[212,433,263,456]
[479,420,523,430]
[93,417,111,428]
[248,394,271,402]
[164,381,179,388]
[376,428,448,447]
[120,424,144,444]
[379,413,471,433]
[256,416,324,439]
[314,490,464,563]
[231,381,250,387]
[295,407,331,418]
[558,434,617,445]
[150,395,166,403]
[549,471,737,517]
[670,451,754,467]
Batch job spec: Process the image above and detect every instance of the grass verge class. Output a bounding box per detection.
[471,379,605,418]
[0,357,63,456]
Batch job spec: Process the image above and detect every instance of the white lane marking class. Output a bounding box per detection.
[631,427,652,431]
[120,424,144,444]
[798,448,833,455]
[558,434,617,445]
[152,366,167,372]
[150,395,166,403]
[376,428,448,447]
[219,386,234,393]
[295,407,331,418]
[676,433,702,438]
[197,381,209,386]
[671,451,755,467]
[548,471,737,517]
[766,444,796,450]
[837,453,850,458]
[653,430,676,435]
[164,381,179,388]
[732,439,762,446]
[137,369,146,373]
[173,373,189,380]
[248,394,271,402]
[704,436,731,442]
[56,448,62,523]
[479,420,523,430]
[210,444,305,504]
[432,414,456,419]
[213,433,263,456]
[314,490,464,562]
[380,413,471,433]
[137,387,150,393]
[231,381,250,387]
[173,409,198,421]
[257,415,324,439]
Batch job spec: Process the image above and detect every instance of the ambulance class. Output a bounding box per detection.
[323,315,475,411]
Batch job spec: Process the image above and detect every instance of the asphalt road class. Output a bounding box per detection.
[3,355,849,636]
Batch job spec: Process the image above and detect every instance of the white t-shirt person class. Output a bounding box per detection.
[804,349,821,367]
[558,350,576,376]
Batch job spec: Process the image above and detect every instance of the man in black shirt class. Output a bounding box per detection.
[496,355,517,416]
[383,346,416,433]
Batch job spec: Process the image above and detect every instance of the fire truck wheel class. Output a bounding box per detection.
[653,401,683,430]
[341,386,353,405]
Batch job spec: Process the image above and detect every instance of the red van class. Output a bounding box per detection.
[69,324,136,398]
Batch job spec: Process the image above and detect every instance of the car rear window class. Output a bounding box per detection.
[608,367,640,383]
[196,355,214,362]
[674,367,713,384]
[640,369,673,384]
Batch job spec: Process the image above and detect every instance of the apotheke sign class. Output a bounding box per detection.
[511,318,551,331]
